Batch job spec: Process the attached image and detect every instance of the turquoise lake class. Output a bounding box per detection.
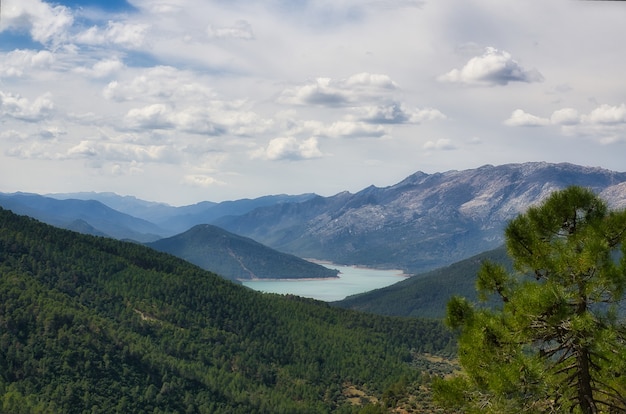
[241,261,407,302]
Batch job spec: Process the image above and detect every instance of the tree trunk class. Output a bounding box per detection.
[576,347,596,414]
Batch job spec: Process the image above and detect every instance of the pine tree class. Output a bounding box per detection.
[434,186,626,413]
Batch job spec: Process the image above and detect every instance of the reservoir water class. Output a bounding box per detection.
[241,261,407,302]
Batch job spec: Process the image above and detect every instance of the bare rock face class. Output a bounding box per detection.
[217,162,626,274]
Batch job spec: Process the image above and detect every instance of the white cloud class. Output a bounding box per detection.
[279,77,349,107]
[504,109,550,127]
[357,103,445,124]
[169,107,224,135]
[439,47,544,86]
[123,102,273,136]
[0,91,55,121]
[75,21,149,48]
[323,121,387,138]
[505,104,626,144]
[583,104,626,125]
[75,58,124,78]
[103,66,215,102]
[0,50,55,77]
[278,73,399,107]
[1,0,74,45]
[550,108,580,126]
[411,108,447,123]
[253,136,323,161]
[125,104,174,130]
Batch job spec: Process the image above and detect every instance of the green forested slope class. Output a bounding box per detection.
[334,247,511,319]
[0,208,453,413]
[147,224,339,280]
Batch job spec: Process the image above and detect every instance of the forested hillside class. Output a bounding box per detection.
[0,208,454,413]
[335,247,511,319]
[147,224,339,280]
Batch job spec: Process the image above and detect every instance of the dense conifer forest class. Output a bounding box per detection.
[0,208,455,413]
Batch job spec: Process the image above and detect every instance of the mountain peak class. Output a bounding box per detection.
[216,162,626,273]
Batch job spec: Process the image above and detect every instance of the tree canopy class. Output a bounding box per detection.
[434,186,626,413]
[0,207,455,413]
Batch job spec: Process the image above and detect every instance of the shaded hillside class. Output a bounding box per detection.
[216,163,626,273]
[0,193,167,242]
[50,191,318,234]
[155,194,318,234]
[333,247,511,319]
[0,208,453,413]
[147,224,339,280]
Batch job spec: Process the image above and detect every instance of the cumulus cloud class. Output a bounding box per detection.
[439,47,544,86]
[504,109,550,127]
[0,91,55,122]
[505,104,626,143]
[0,50,55,77]
[358,103,411,124]
[279,77,349,107]
[278,73,398,107]
[1,0,74,45]
[124,104,231,135]
[75,58,124,78]
[357,103,445,124]
[252,137,323,161]
[583,103,626,125]
[123,102,273,136]
[505,104,626,129]
[125,104,175,130]
[550,108,580,126]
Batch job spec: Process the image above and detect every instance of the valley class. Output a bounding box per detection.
[2,162,626,412]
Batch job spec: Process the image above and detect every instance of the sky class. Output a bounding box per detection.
[0,0,625,206]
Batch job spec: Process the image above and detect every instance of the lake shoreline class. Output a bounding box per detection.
[242,261,409,302]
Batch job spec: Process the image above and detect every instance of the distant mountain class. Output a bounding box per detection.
[6,162,626,274]
[49,191,318,234]
[49,191,183,223]
[333,246,511,319]
[215,162,626,274]
[147,224,339,280]
[0,193,167,242]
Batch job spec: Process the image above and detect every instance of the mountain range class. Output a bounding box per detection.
[215,162,626,273]
[3,162,626,278]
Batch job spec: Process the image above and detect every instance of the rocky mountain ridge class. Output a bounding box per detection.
[215,162,626,273]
